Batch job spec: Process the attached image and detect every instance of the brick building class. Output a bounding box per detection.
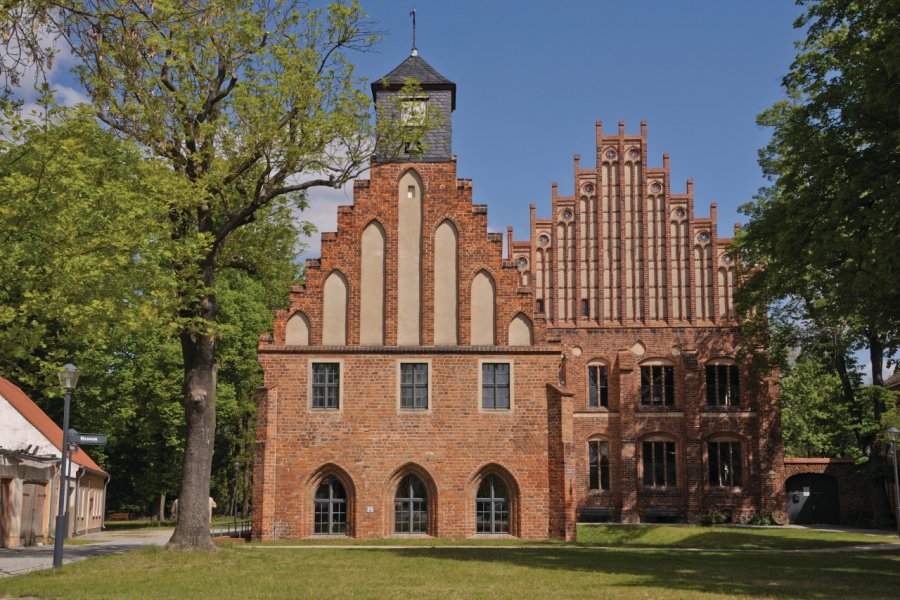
[252,52,784,541]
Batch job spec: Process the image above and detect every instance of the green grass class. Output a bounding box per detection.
[1,526,898,599]
[576,524,900,550]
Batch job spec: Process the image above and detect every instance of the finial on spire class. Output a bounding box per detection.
[410,7,418,56]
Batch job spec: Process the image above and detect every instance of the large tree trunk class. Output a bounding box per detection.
[168,258,218,551]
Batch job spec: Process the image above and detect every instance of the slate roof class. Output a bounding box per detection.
[0,376,107,475]
[371,54,456,110]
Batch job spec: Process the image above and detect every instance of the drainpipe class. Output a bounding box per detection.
[101,475,110,530]
[73,467,84,537]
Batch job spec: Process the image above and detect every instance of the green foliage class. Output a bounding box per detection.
[734,0,900,456]
[780,354,877,460]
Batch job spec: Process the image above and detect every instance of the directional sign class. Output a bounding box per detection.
[67,429,108,445]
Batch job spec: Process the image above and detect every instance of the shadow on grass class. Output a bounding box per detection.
[385,546,900,599]
[576,524,896,550]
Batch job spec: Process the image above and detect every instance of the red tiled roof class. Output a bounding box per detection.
[0,376,107,475]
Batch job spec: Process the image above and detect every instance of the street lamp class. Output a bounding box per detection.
[53,363,80,568]
[887,427,900,539]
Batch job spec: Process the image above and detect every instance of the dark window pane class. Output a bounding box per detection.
[709,442,720,486]
[640,367,651,405]
[666,442,676,486]
[600,444,610,491]
[400,363,428,410]
[664,366,675,406]
[589,442,599,490]
[652,366,663,405]
[706,366,716,405]
[730,365,740,405]
[731,443,743,487]
[482,363,511,410]
[599,367,608,408]
[717,365,728,406]
[642,442,653,485]
[589,366,599,407]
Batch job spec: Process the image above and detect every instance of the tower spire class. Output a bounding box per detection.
[410,7,418,56]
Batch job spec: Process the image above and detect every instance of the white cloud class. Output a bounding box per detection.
[858,362,894,385]
[295,181,354,260]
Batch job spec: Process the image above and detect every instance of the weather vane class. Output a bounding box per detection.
[410,7,418,56]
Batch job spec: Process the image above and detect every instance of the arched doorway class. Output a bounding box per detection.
[786,473,840,524]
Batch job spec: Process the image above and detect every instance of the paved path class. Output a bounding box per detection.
[0,528,173,578]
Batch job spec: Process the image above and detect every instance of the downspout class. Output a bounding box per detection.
[101,475,110,530]
[73,467,84,537]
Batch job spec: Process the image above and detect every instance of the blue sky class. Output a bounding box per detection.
[311,1,805,246]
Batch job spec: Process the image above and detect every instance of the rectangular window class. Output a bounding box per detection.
[400,363,429,410]
[642,441,676,487]
[588,365,608,408]
[588,440,610,491]
[708,441,742,487]
[706,364,740,406]
[311,363,340,409]
[482,363,511,410]
[640,365,675,407]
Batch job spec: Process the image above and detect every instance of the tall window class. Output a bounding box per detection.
[642,440,677,487]
[476,475,509,534]
[400,363,429,409]
[640,365,675,407]
[581,299,590,317]
[589,440,610,491]
[588,364,608,408]
[394,475,428,534]
[312,363,340,409]
[536,299,545,314]
[482,363,510,410]
[314,477,347,535]
[706,364,740,406]
[708,441,742,487]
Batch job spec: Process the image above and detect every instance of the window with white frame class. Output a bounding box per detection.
[706,362,740,406]
[311,363,340,409]
[642,439,677,487]
[708,440,742,487]
[588,439,610,491]
[400,363,429,410]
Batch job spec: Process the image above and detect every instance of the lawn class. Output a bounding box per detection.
[1,526,898,600]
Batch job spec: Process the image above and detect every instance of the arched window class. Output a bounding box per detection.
[708,438,743,487]
[394,475,428,534]
[587,361,609,408]
[706,359,740,407]
[640,361,675,407]
[642,437,677,488]
[314,477,347,535]
[588,439,610,491]
[476,475,509,534]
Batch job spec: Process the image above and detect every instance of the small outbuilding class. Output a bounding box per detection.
[0,377,109,548]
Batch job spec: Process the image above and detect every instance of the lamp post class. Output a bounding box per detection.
[53,364,80,568]
[887,427,900,538]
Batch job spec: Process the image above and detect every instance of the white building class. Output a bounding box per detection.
[0,377,108,547]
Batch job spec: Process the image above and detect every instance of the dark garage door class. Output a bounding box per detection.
[786,473,840,524]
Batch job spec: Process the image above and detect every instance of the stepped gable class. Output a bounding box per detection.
[265,159,546,348]
[510,120,738,327]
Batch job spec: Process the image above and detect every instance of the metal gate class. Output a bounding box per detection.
[786,473,840,524]
[20,482,46,546]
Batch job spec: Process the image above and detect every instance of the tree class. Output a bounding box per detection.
[1,0,418,549]
[735,0,900,455]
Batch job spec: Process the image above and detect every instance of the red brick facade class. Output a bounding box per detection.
[252,55,784,541]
